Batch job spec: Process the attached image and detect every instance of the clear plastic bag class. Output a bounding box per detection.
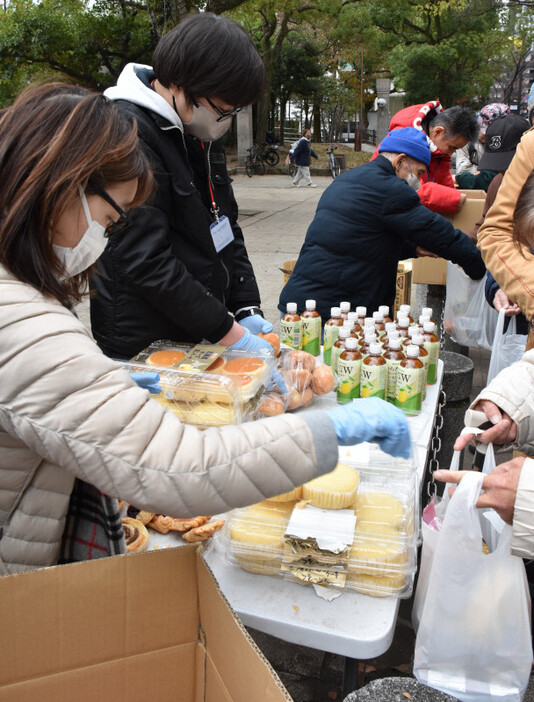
[443,263,498,349]
[486,309,527,384]
[413,470,532,701]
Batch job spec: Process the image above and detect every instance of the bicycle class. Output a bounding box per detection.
[245,145,266,177]
[327,146,341,178]
[258,141,280,166]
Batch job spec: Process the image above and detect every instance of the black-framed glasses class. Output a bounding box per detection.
[89,181,130,238]
[193,96,243,122]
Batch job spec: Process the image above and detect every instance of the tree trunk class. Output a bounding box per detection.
[280,98,287,143]
[312,102,321,142]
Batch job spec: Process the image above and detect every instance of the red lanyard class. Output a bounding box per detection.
[201,141,219,222]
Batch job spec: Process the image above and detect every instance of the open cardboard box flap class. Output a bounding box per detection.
[0,546,292,702]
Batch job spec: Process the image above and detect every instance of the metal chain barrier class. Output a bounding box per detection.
[426,388,446,500]
[439,304,446,351]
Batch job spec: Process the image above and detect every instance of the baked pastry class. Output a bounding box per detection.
[282,368,312,392]
[354,492,405,529]
[288,350,316,372]
[126,504,156,525]
[148,514,210,534]
[300,386,314,407]
[230,500,294,575]
[311,365,335,395]
[153,396,236,426]
[266,486,302,502]
[122,518,150,553]
[347,571,406,597]
[206,356,225,372]
[348,524,408,574]
[258,395,285,416]
[302,463,360,509]
[257,332,281,356]
[223,357,267,395]
[146,349,186,367]
[182,518,225,542]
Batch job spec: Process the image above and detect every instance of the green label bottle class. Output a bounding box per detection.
[383,338,405,404]
[301,299,321,356]
[423,322,439,385]
[323,306,343,365]
[331,328,350,372]
[361,342,387,399]
[395,345,423,415]
[337,338,362,404]
[280,302,301,350]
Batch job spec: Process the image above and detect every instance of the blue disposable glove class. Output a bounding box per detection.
[229,330,287,393]
[326,397,411,458]
[130,371,161,394]
[239,313,274,335]
[229,328,274,354]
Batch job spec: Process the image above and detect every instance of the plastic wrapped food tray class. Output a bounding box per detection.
[122,360,243,429]
[130,340,275,404]
[217,462,419,599]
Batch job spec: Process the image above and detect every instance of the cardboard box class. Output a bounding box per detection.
[460,189,486,200]
[280,259,297,286]
[394,259,412,318]
[0,546,292,702]
[412,197,485,285]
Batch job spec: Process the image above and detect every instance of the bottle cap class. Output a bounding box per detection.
[379,305,390,316]
[406,345,419,358]
[345,337,358,350]
[419,315,431,326]
[347,312,358,323]
[364,333,377,344]
[369,342,382,355]
[339,328,350,339]
[356,306,367,317]
[305,299,316,310]
[387,330,400,339]
[400,304,411,314]
[422,307,433,318]
[389,338,402,350]
[286,302,297,314]
[424,321,435,333]
[340,301,351,312]
[385,322,397,334]
[397,316,409,328]
[331,307,341,317]
[343,319,354,329]
[364,317,374,327]
[407,326,419,337]
[413,335,424,345]
[372,311,384,322]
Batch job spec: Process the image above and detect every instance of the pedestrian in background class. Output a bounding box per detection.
[290,128,318,188]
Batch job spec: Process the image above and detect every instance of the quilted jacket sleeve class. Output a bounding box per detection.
[0,285,338,518]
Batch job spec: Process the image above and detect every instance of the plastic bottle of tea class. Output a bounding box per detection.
[337,338,363,404]
[331,327,351,373]
[411,334,429,400]
[301,299,321,356]
[323,307,343,365]
[280,303,301,350]
[339,301,351,320]
[422,321,440,385]
[378,305,393,324]
[361,342,387,399]
[384,338,405,404]
[395,345,423,415]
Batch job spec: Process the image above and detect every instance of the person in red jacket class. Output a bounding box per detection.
[375,100,478,215]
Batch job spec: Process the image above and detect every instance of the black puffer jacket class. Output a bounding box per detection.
[90,77,260,360]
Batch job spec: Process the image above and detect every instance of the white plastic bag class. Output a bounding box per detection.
[413,471,532,701]
[486,308,527,384]
[444,263,499,349]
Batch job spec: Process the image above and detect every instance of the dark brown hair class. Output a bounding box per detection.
[0,82,153,305]
[513,170,534,256]
[153,13,264,107]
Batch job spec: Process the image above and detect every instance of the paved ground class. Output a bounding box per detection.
[76,173,533,701]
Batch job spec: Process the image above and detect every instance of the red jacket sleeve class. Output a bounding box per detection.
[417,181,461,214]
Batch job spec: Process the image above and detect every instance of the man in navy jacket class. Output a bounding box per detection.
[291,128,319,187]
[279,127,485,321]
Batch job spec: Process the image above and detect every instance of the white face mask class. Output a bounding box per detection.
[406,171,421,191]
[53,187,108,277]
[182,102,232,142]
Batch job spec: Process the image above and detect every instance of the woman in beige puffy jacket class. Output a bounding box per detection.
[0,83,411,574]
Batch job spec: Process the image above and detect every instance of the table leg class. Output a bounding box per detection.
[342,657,364,696]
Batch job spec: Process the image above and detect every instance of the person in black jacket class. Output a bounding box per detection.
[290,129,319,187]
[279,127,486,321]
[90,14,273,360]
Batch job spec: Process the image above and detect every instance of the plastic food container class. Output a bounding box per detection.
[122,360,243,429]
[130,340,275,404]
[217,460,419,598]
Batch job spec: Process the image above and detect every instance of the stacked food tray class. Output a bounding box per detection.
[125,340,275,429]
[218,450,419,599]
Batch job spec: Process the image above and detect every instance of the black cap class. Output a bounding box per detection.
[479,114,530,171]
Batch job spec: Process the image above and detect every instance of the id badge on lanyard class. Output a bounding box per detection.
[210,215,234,252]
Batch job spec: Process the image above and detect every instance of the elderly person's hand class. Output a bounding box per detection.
[434,456,525,524]
[454,399,517,451]
[493,289,522,316]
